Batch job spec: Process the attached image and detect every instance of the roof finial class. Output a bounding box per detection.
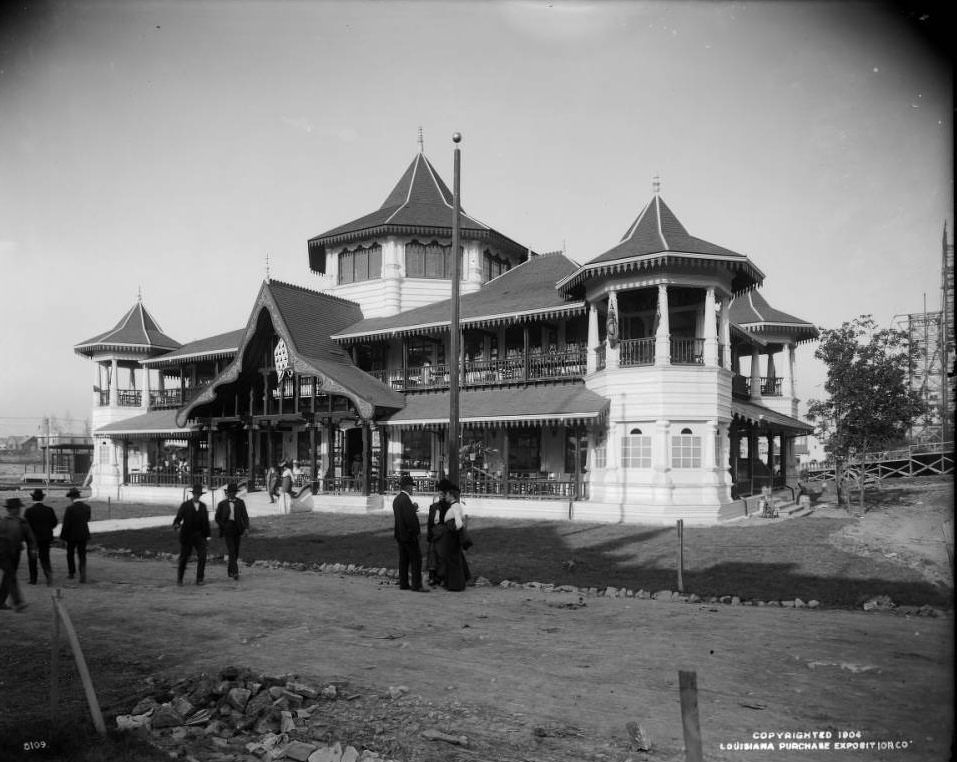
[652,175,661,195]
[137,285,142,303]
[417,126,424,153]
[265,252,271,283]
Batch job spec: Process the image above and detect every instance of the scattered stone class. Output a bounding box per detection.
[340,746,360,762]
[131,697,160,715]
[782,600,796,608]
[388,686,409,700]
[227,687,252,711]
[321,685,338,700]
[730,596,741,606]
[288,682,319,700]
[281,710,297,733]
[652,590,672,600]
[794,598,806,608]
[116,713,151,731]
[151,704,183,728]
[284,740,318,761]
[807,600,820,609]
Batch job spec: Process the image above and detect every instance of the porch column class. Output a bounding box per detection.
[586,303,599,374]
[502,432,510,497]
[92,361,101,407]
[767,433,775,485]
[141,364,151,410]
[207,426,214,482]
[122,440,129,484]
[110,359,119,406]
[309,423,318,490]
[361,422,371,496]
[652,418,672,500]
[750,347,762,400]
[606,291,620,370]
[703,287,718,366]
[784,343,796,399]
[704,419,719,484]
[382,238,402,316]
[719,296,731,368]
[654,285,671,366]
[718,421,733,487]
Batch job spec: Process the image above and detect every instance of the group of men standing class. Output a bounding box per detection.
[0,487,92,612]
[173,482,250,585]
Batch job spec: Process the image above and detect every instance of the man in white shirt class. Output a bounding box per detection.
[214,482,250,580]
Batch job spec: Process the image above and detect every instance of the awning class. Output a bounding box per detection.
[95,410,198,438]
[382,385,609,429]
[731,400,813,435]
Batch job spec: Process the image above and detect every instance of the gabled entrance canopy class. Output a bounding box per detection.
[176,280,404,427]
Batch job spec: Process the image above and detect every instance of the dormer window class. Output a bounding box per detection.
[338,244,382,285]
[482,250,511,282]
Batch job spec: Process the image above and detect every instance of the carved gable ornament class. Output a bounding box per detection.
[274,338,290,378]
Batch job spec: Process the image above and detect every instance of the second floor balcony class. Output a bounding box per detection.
[732,376,784,398]
[97,386,209,409]
[367,346,588,392]
[596,338,723,370]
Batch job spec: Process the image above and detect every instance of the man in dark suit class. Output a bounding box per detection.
[215,482,249,580]
[60,487,91,583]
[1,497,37,611]
[24,488,57,586]
[173,484,211,586]
[392,474,427,592]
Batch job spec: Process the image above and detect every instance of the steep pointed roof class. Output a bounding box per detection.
[176,280,404,426]
[307,151,530,269]
[557,194,764,296]
[729,290,819,344]
[333,253,584,341]
[74,300,181,357]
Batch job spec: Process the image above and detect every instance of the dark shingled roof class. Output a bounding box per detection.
[176,280,404,426]
[383,384,608,427]
[75,301,181,357]
[141,329,245,366]
[334,253,584,340]
[730,290,818,344]
[557,194,764,296]
[307,151,530,259]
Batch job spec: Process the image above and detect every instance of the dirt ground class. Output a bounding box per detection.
[0,481,953,762]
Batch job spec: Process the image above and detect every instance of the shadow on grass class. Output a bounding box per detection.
[93,513,952,609]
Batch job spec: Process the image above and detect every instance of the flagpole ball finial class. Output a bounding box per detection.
[452,132,462,143]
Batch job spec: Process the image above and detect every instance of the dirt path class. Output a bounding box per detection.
[1,548,952,762]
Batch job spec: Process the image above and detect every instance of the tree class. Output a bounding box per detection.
[806,316,926,511]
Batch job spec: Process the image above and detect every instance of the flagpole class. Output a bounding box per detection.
[448,132,462,484]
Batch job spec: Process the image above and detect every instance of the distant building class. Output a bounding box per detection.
[74,148,818,524]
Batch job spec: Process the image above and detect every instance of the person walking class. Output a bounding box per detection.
[266,465,278,503]
[0,497,37,611]
[392,474,427,592]
[60,487,92,583]
[173,484,211,586]
[215,482,249,580]
[24,488,57,586]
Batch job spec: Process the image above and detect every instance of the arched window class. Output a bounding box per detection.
[672,427,701,468]
[406,240,464,279]
[622,427,651,468]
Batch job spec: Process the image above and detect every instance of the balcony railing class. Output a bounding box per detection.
[619,337,655,367]
[670,338,705,365]
[375,347,587,392]
[740,377,783,397]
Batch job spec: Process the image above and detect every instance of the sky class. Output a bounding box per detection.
[0,0,952,438]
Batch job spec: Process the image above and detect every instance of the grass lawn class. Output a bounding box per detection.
[92,508,952,609]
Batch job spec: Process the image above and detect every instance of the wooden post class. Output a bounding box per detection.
[52,595,107,735]
[50,589,61,722]
[448,133,462,485]
[676,519,684,593]
[678,670,703,762]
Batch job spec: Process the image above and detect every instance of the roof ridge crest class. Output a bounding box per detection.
[383,154,421,224]
[268,278,362,308]
[655,196,668,249]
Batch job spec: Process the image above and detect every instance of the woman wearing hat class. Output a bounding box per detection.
[24,488,57,585]
[60,487,92,583]
[436,481,472,592]
[1,497,37,611]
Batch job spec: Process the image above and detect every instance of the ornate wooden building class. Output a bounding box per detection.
[75,149,817,523]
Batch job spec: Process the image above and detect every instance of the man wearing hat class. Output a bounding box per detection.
[215,482,249,580]
[173,484,211,586]
[392,474,427,592]
[24,488,58,585]
[0,497,37,611]
[60,487,92,583]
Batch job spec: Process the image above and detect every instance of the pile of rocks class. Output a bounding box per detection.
[115,666,396,761]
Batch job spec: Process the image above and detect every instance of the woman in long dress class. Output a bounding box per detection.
[437,481,471,591]
[425,491,449,586]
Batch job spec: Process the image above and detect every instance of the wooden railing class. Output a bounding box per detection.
[671,338,705,365]
[740,377,784,397]
[619,337,655,367]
